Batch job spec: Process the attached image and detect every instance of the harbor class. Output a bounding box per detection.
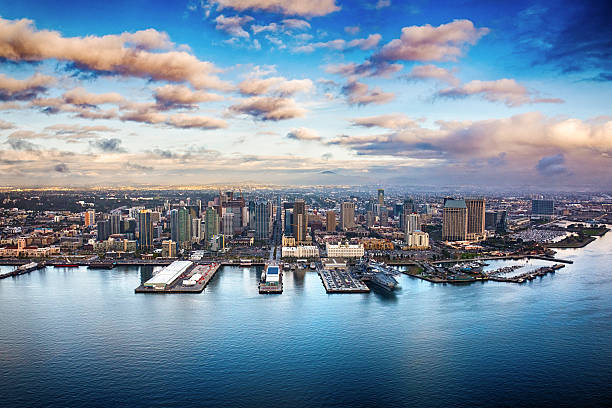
[135,261,220,293]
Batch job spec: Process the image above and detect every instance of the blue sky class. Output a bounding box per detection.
[0,0,610,189]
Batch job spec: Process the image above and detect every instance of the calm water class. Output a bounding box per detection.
[1,232,612,408]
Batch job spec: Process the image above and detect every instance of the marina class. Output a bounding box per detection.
[135,261,220,293]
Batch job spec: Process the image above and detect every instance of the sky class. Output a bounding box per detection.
[0,0,610,190]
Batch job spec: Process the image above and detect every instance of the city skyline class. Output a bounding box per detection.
[0,0,611,189]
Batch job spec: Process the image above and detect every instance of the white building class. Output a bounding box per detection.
[282,245,319,258]
[406,231,429,249]
[325,242,364,258]
[144,260,193,289]
[405,213,420,233]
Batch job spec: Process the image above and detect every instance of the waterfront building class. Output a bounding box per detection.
[138,210,153,250]
[406,231,430,249]
[442,199,467,241]
[326,242,365,258]
[162,240,176,258]
[326,211,337,232]
[341,202,355,230]
[466,198,486,240]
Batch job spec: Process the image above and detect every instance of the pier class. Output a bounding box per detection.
[0,262,44,279]
[318,269,370,293]
[135,262,221,293]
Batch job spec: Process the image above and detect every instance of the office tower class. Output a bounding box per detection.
[341,202,355,230]
[221,190,246,233]
[465,198,485,240]
[379,206,389,226]
[138,210,153,250]
[84,210,96,227]
[222,213,234,237]
[400,198,415,230]
[110,212,121,235]
[326,211,337,232]
[532,199,554,218]
[293,199,308,243]
[162,240,176,258]
[178,207,192,248]
[169,209,179,243]
[485,211,497,230]
[205,207,220,244]
[394,202,403,220]
[405,213,420,233]
[366,210,375,228]
[377,189,384,206]
[284,209,294,236]
[248,201,256,228]
[496,210,508,233]
[191,218,202,243]
[442,199,467,241]
[254,201,272,241]
[97,219,111,241]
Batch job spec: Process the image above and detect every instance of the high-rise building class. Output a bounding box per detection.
[326,211,337,232]
[138,210,153,250]
[405,213,420,233]
[254,201,272,241]
[177,207,192,248]
[366,210,375,228]
[293,199,308,242]
[377,189,384,206]
[169,209,179,242]
[532,199,554,218]
[191,218,203,243]
[222,213,234,238]
[341,202,355,230]
[97,219,110,241]
[442,200,467,241]
[400,198,415,230]
[465,198,485,240]
[379,206,389,226]
[284,208,294,236]
[205,207,220,244]
[110,212,121,235]
[485,211,498,230]
[162,240,176,258]
[84,210,96,227]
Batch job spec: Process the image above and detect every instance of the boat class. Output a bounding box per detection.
[369,272,399,291]
[88,260,116,269]
[240,259,252,266]
[310,262,316,270]
[54,259,79,267]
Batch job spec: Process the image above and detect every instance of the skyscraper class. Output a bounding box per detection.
[326,210,336,232]
[138,210,153,250]
[377,189,384,206]
[169,209,179,243]
[110,212,121,235]
[205,207,220,245]
[284,208,294,236]
[222,212,234,237]
[465,198,485,240]
[442,199,467,241]
[341,202,355,230]
[405,213,420,233]
[178,207,192,248]
[293,199,308,243]
[97,219,110,241]
[254,201,272,241]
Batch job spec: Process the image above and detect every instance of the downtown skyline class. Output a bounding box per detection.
[0,0,610,189]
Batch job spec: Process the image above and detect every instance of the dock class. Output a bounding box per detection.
[259,263,283,294]
[0,262,44,279]
[489,264,565,283]
[318,269,370,293]
[135,261,221,293]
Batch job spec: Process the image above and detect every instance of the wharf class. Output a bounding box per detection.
[135,263,221,293]
[0,262,45,279]
[490,264,565,283]
[319,269,370,293]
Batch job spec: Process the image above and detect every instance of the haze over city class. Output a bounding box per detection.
[0,0,610,189]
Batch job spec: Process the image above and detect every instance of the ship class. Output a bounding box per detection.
[370,272,399,291]
[354,258,399,291]
[259,263,283,294]
[54,258,79,267]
